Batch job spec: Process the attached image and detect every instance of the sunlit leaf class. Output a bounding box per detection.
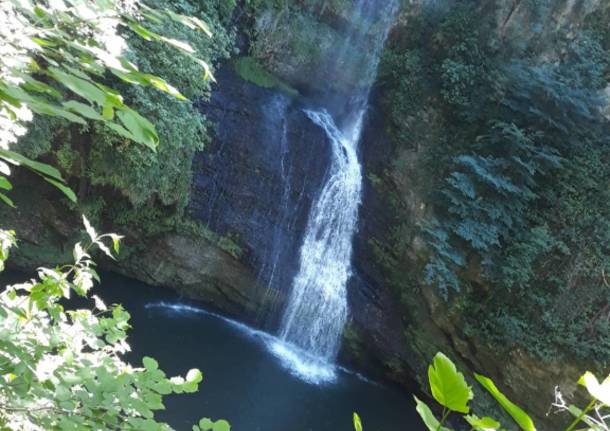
[212,420,230,431]
[578,371,610,406]
[62,100,103,120]
[475,373,537,431]
[0,149,64,181]
[0,176,13,191]
[82,215,97,241]
[49,67,106,105]
[414,396,454,431]
[465,415,501,430]
[160,37,195,54]
[428,353,472,413]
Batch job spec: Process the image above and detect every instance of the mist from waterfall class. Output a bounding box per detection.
[270,0,398,384]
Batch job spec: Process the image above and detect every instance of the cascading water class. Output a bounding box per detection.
[270,0,398,384]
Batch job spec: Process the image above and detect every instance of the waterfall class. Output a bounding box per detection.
[270,0,398,384]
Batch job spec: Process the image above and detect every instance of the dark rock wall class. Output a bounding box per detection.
[190,67,331,327]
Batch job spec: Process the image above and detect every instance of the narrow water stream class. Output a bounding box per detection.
[96,273,424,431]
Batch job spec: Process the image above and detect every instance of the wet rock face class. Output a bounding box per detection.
[190,67,331,326]
[341,95,415,383]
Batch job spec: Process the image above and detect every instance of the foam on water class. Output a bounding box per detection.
[143,301,372,385]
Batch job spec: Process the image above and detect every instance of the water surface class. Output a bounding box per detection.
[96,273,424,431]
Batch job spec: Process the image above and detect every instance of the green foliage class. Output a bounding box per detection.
[0,219,225,430]
[378,48,426,147]
[234,56,298,96]
[428,352,472,414]
[414,396,452,431]
[474,374,536,431]
[1,0,214,153]
[2,0,228,218]
[379,352,610,431]
[0,2,231,427]
[377,0,610,364]
[193,417,231,431]
[353,412,362,431]
[11,0,236,247]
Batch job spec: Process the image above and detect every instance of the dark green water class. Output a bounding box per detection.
[5,271,425,430]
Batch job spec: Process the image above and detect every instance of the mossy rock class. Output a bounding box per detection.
[233,56,299,97]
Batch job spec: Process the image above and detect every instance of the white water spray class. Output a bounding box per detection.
[270,0,398,384]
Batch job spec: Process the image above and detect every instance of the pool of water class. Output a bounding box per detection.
[4,270,425,431]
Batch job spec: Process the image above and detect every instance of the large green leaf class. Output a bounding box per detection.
[62,100,104,121]
[414,396,454,431]
[212,420,230,431]
[474,373,537,431]
[428,353,473,413]
[0,176,13,191]
[43,178,77,203]
[353,412,362,431]
[0,149,63,181]
[49,67,106,105]
[127,21,162,41]
[116,108,159,150]
[465,415,501,430]
[578,372,610,406]
[0,192,15,208]
[27,99,86,124]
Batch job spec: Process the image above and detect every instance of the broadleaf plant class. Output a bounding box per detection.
[428,352,473,414]
[0,218,228,429]
[0,0,215,204]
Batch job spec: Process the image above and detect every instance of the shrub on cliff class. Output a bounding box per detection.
[376,0,610,366]
[13,0,235,235]
[0,0,230,428]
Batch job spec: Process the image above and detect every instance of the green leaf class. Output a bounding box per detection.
[49,67,106,105]
[31,37,58,47]
[116,108,159,150]
[62,101,103,120]
[474,373,537,431]
[144,75,187,101]
[108,234,122,254]
[143,357,159,371]
[43,177,77,203]
[21,76,61,99]
[102,103,114,120]
[414,396,453,431]
[0,176,13,191]
[27,99,86,124]
[0,192,15,208]
[578,371,610,406]
[428,353,472,413]
[127,21,161,41]
[198,418,214,431]
[0,149,64,181]
[212,420,230,431]
[353,412,362,431]
[105,121,137,142]
[465,415,501,430]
